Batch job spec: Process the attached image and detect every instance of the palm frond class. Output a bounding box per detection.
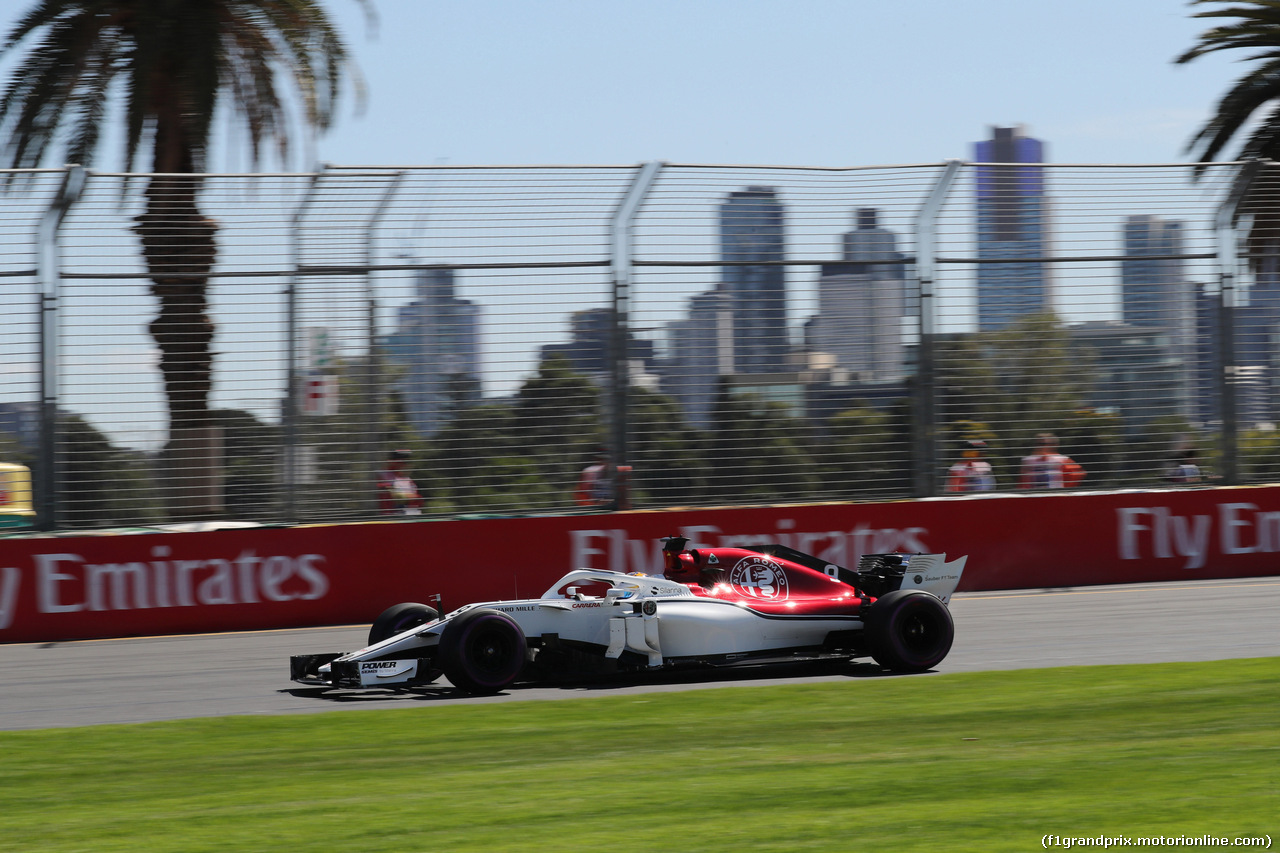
[0,0,366,172]
[1179,0,1280,166]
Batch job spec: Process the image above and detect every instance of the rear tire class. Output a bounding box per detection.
[864,590,954,672]
[438,608,527,695]
[369,602,440,646]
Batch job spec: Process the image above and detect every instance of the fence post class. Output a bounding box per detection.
[35,165,86,531]
[1214,159,1262,486]
[363,172,405,515]
[285,168,327,523]
[912,160,963,498]
[608,161,663,510]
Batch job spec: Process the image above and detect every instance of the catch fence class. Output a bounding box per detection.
[0,160,1274,530]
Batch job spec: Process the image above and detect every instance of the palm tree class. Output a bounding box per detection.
[1178,0,1280,164]
[1177,1,1280,268]
[0,1,364,519]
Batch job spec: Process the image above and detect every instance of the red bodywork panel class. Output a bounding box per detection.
[666,547,866,616]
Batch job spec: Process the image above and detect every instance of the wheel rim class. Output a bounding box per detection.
[900,609,942,655]
[469,625,517,677]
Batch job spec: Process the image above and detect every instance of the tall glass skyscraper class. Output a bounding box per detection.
[1121,215,1195,422]
[387,268,481,436]
[808,208,908,382]
[974,126,1051,331]
[1122,215,1191,329]
[719,186,789,373]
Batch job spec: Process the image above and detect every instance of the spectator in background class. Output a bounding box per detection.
[1167,449,1203,484]
[377,449,423,516]
[1019,432,1085,489]
[576,448,612,508]
[946,440,996,493]
[576,447,632,510]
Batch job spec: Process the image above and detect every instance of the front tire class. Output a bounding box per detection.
[438,608,527,695]
[369,602,440,646]
[864,590,954,672]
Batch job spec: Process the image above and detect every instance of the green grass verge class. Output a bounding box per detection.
[1,660,1276,853]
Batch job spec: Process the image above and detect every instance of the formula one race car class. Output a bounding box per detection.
[290,537,967,695]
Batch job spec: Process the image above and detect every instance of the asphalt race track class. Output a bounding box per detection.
[2,576,1277,731]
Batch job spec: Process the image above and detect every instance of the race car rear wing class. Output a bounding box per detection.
[853,553,966,604]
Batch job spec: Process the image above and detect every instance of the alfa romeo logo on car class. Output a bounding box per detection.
[730,555,789,600]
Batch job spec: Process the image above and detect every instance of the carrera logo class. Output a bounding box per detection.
[572,601,602,608]
[730,555,789,601]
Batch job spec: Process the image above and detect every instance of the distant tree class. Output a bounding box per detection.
[427,402,558,513]
[0,1,365,519]
[515,355,604,499]
[1240,427,1280,482]
[982,314,1093,450]
[937,315,1097,485]
[57,414,161,527]
[218,409,280,520]
[705,384,817,503]
[937,337,1000,427]
[1058,407,1125,487]
[0,430,31,467]
[626,387,707,507]
[1119,415,1198,484]
[819,402,909,499]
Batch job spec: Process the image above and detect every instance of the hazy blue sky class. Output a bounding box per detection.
[289,0,1243,170]
[0,0,1250,170]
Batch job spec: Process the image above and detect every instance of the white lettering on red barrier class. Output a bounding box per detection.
[1116,502,1280,568]
[27,549,328,614]
[570,522,931,574]
[0,566,18,630]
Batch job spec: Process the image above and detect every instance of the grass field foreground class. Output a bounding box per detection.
[1,659,1276,852]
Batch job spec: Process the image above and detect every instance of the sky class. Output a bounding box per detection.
[0,0,1247,170]
[279,0,1242,171]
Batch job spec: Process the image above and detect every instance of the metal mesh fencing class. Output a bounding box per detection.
[0,160,1272,531]
[631,164,946,505]
[930,163,1237,492]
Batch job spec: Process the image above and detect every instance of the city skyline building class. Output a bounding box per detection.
[974,125,1052,332]
[1067,321,1189,434]
[1121,214,1196,422]
[660,288,736,429]
[1237,231,1280,424]
[384,268,482,437]
[1122,215,1194,330]
[718,186,789,373]
[807,208,909,382]
[539,307,656,377]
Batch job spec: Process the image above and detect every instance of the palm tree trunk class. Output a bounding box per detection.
[134,175,223,520]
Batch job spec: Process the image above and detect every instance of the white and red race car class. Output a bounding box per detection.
[290,537,967,695]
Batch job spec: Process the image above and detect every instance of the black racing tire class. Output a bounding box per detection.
[368,602,440,646]
[864,589,954,672]
[438,608,527,695]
